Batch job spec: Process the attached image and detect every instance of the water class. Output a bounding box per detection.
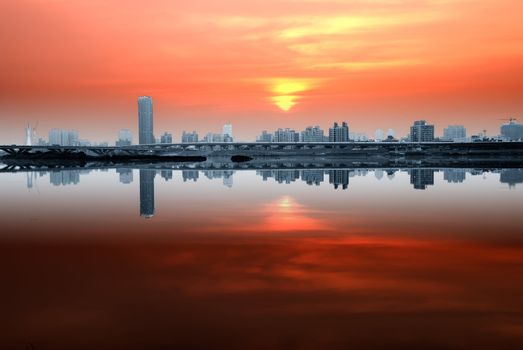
[1,166,523,349]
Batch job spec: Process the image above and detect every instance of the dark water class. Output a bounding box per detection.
[1,166,523,349]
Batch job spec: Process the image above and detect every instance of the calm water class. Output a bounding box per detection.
[1,166,523,349]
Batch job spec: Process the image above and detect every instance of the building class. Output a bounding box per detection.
[329,122,349,142]
[300,126,324,142]
[117,168,133,184]
[116,129,133,147]
[374,129,384,142]
[410,120,434,142]
[138,96,154,144]
[500,119,523,141]
[49,129,62,145]
[160,132,173,144]
[257,130,274,142]
[223,123,233,139]
[349,132,368,142]
[443,125,466,142]
[274,128,299,142]
[182,131,198,143]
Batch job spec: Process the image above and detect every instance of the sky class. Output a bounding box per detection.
[1,0,522,143]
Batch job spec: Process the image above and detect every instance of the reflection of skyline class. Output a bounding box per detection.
[22,168,523,191]
[17,167,523,219]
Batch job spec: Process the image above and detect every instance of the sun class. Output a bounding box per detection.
[267,78,316,112]
[272,95,299,112]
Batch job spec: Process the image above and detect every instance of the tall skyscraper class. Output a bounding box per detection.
[329,122,349,142]
[138,96,154,144]
[410,120,434,142]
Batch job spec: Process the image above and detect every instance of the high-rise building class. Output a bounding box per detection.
[160,132,173,144]
[223,123,233,139]
[257,130,274,142]
[182,131,199,143]
[500,119,523,141]
[443,125,466,142]
[274,128,299,142]
[116,129,133,146]
[374,129,384,142]
[329,122,349,142]
[49,129,62,145]
[138,96,154,144]
[301,126,324,142]
[410,120,434,142]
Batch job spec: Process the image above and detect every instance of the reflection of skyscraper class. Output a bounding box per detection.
[117,168,133,184]
[409,169,435,190]
[182,170,199,182]
[138,96,154,145]
[443,169,466,183]
[160,170,173,181]
[301,170,324,185]
[140,170,155,218]
[50,170,81,186]
[329,170,349,189]
[499,169,523,188]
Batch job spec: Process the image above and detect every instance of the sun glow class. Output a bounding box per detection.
[269,78,316,112]
[272,95,299,112]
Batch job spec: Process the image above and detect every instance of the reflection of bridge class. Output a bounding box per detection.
[1,141,523,158]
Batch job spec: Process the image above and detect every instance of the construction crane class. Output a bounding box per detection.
[499,117,518,123]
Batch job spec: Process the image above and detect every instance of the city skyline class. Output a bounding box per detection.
[1,0,522,144]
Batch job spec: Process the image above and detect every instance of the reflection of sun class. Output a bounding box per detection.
[262,196,325,232]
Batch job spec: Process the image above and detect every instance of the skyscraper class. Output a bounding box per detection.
[160,132,173,144]
[182,131,199,143]
[443,125,466,142]
[329,122,349,142]
[410,120,434,142]
[116,129,133,146]
[138,96,154,144]
[223,123,233,139]
[500,119,523,141]
[301,126,324,142]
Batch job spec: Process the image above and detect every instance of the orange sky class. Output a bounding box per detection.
[1,0,522,143]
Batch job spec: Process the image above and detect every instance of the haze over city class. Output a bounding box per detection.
[1,0,522,144]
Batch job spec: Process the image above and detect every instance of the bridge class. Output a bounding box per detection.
[1,141,522,159]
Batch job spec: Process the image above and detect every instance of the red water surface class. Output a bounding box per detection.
[1,228,523,349]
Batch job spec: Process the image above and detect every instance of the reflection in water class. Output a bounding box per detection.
[409,168,435,190]
[444,168,466,183]
[13,167,523,220]
[116,168,133,184]
[139,170,155,218]
[500,169,523,188]
[1,165,523,349]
